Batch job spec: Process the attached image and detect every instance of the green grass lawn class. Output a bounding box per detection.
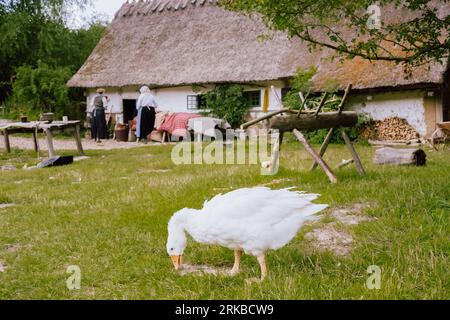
[0,139,449,299]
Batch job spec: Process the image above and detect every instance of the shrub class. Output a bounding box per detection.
[11,62,72,118]
[203,84,252,128]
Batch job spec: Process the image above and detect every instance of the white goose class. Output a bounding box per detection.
[167,187,328,281]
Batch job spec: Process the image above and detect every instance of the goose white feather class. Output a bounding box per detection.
[167,187,328,280]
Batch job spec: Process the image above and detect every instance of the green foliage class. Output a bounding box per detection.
[283,67,316,110]
[11,62,72,117]
[222,0,450,68]
[0,0,104,113]
[203,84,252,128]
[283,68,373,143]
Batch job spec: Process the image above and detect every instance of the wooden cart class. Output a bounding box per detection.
[430,122,450,150]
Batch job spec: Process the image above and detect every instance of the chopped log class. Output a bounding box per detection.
[373,147,427,166]
[270,111,358,132]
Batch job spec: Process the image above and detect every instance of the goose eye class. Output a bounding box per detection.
[170,248,174,251]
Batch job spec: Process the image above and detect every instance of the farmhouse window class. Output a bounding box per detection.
[244,90,261,107]
[187,95,206,110]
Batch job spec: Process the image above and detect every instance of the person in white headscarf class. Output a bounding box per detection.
[136,85,158,143]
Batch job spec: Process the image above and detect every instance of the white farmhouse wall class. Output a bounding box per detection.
[85,87,438,136]
[347,90,427,136]
[85,81,285,124]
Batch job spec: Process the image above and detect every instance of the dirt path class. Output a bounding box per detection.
[0,136,158,151]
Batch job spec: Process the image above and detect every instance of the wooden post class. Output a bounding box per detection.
[32,130,39,153]
[338,84,352,114]
[73,124,85,156]
[341,129,366,176]
[43,128,56,158]
[293,129,338,184]
[2,129,11,153]
[296,90,310,117]
[241,109,289,130]
[278,131,284,150]
[310,127,335,171]
[314,92,329,116]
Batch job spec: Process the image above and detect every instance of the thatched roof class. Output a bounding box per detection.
[67,0,448,91]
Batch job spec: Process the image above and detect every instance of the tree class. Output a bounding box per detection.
[0,0,101,102]
[12,61,72,116]
[222,0,449,69]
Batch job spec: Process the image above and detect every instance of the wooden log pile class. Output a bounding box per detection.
[360,117,419,141]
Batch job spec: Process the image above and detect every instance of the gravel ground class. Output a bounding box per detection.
[1,118,162,151]
[0,136,159,151]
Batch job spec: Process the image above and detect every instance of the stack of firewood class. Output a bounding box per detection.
[360,117,419,141]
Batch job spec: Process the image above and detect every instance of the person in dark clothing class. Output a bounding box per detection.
[90,88,109,143]
[136,86,158,143]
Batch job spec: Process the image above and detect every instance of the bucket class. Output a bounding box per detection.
[115,129,129,142]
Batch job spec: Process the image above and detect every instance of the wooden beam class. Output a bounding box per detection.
[293,129,338,184]
[310,128,335,171]
[297,90,310,117]
[314,92,329,116]
[241,109,290,129]
[338,84,352,114]
[337,159,354,169]
[341,130,366,176]
[270,111,358,132]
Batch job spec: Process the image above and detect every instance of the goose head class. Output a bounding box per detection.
[167,208,193,270]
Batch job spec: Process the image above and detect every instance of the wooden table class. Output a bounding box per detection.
[0,121,84,157]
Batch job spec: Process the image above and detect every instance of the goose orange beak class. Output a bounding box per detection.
[171,255,182,270]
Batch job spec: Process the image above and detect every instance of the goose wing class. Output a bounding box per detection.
[188,187,327,255]
[202,187,320,222]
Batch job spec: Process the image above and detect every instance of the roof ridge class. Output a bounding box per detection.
[116,0,218,18]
